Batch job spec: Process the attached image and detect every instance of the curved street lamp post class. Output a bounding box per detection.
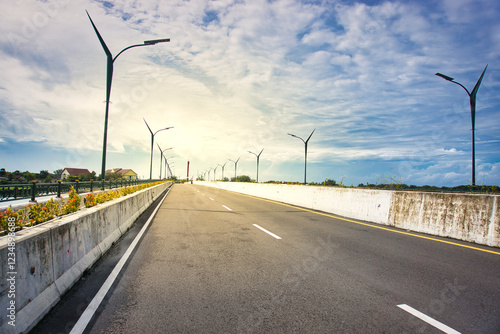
[157,144,173,179]
[248,149,264,183]
[87,11,170,180]
[213,166,218,181]
[144,118,173,179]
[164,156,174,179]
[288,129,315,184]
[218,162,227,180]
[435,65,488,186]
[229,157,240,180]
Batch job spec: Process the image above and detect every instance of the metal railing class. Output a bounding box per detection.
[0,179,161,203]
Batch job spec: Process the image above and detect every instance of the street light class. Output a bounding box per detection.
[144,118,173,179]
[213,166,218,181]
[168,162,175,179]
[229,157,240,180]
[248,149,264,182]
[157,144,173,179]
[164,156,174,179]
[218,162,227,180]
[435,65,488,185]
[288,129,315,184]
[87,11,170,180]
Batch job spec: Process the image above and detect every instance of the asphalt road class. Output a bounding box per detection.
[32,184,500,333]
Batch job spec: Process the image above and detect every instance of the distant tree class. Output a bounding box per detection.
[0,168,6,177]
[231,175,251,182]
[12,170,22,180]
[53,169,63,179]
[323,179,336,186]
[66,175,79,182]
[39,170,50,180]
[23,171,36,181]
[105,172,121,180]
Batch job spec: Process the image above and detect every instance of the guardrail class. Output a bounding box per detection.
[0,179,161,203]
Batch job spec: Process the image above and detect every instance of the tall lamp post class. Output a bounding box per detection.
[164,156,174,179]
[157,144,173,179]
[164,157,172,180]
[248,149,264,182]
[229,157,240,180]
[213,166,218,181]
[87,11,170,180]
[168,162,175,179]
[218,162,227,180]
[288,129,315,184]
[144,118,173,179]
[435,65,488,186]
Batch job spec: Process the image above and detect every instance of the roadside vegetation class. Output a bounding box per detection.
[195,175,498,194]
[0,181,166,235]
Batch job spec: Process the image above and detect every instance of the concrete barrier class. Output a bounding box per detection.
[195,181,499,248]
[0,182,171,334]
[388,191,499,247]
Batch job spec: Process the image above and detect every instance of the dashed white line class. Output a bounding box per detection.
[397,304,461,334]
[222,205,232,211]
[209,197,214,201]
[252,224,282,240]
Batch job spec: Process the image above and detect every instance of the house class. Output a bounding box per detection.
[61,168,91,180]
[105,168,138,180]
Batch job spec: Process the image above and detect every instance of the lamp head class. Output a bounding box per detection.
[435,73,454,81]
[144,38,170,45]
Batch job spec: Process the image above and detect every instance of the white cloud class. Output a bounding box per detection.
[1,0,499,185]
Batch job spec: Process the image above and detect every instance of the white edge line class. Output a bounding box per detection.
[70,188,171,334]
[252,224,282,240]
[222,205,232,211]
[397,304,461,334]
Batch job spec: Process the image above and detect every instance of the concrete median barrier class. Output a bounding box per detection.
[195,181,499,248]
[0,182,171,334]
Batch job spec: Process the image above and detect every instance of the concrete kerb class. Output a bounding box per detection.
[0,182,172,334]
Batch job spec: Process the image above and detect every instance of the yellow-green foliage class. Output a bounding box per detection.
[1,182,166,234]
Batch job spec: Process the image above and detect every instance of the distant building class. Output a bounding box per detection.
[61,168,91,180]
[105,168,138,180]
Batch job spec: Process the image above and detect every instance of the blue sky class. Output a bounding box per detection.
[1,0,499,186]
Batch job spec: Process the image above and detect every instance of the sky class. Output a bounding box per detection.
[0,0,499,186]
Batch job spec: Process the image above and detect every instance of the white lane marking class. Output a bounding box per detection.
[252,224,282,240]
[397,304,461,334]
[222,205,232,211]
[209,197,214,201]
[201,193,205,195]
[70,189,170,334]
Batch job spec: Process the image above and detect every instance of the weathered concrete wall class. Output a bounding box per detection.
[195,182,500,248]
[0,182,171,334]
[200,182,392,224]
[388,191,500,247]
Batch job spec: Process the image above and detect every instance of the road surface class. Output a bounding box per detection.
[32,184,500,333]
